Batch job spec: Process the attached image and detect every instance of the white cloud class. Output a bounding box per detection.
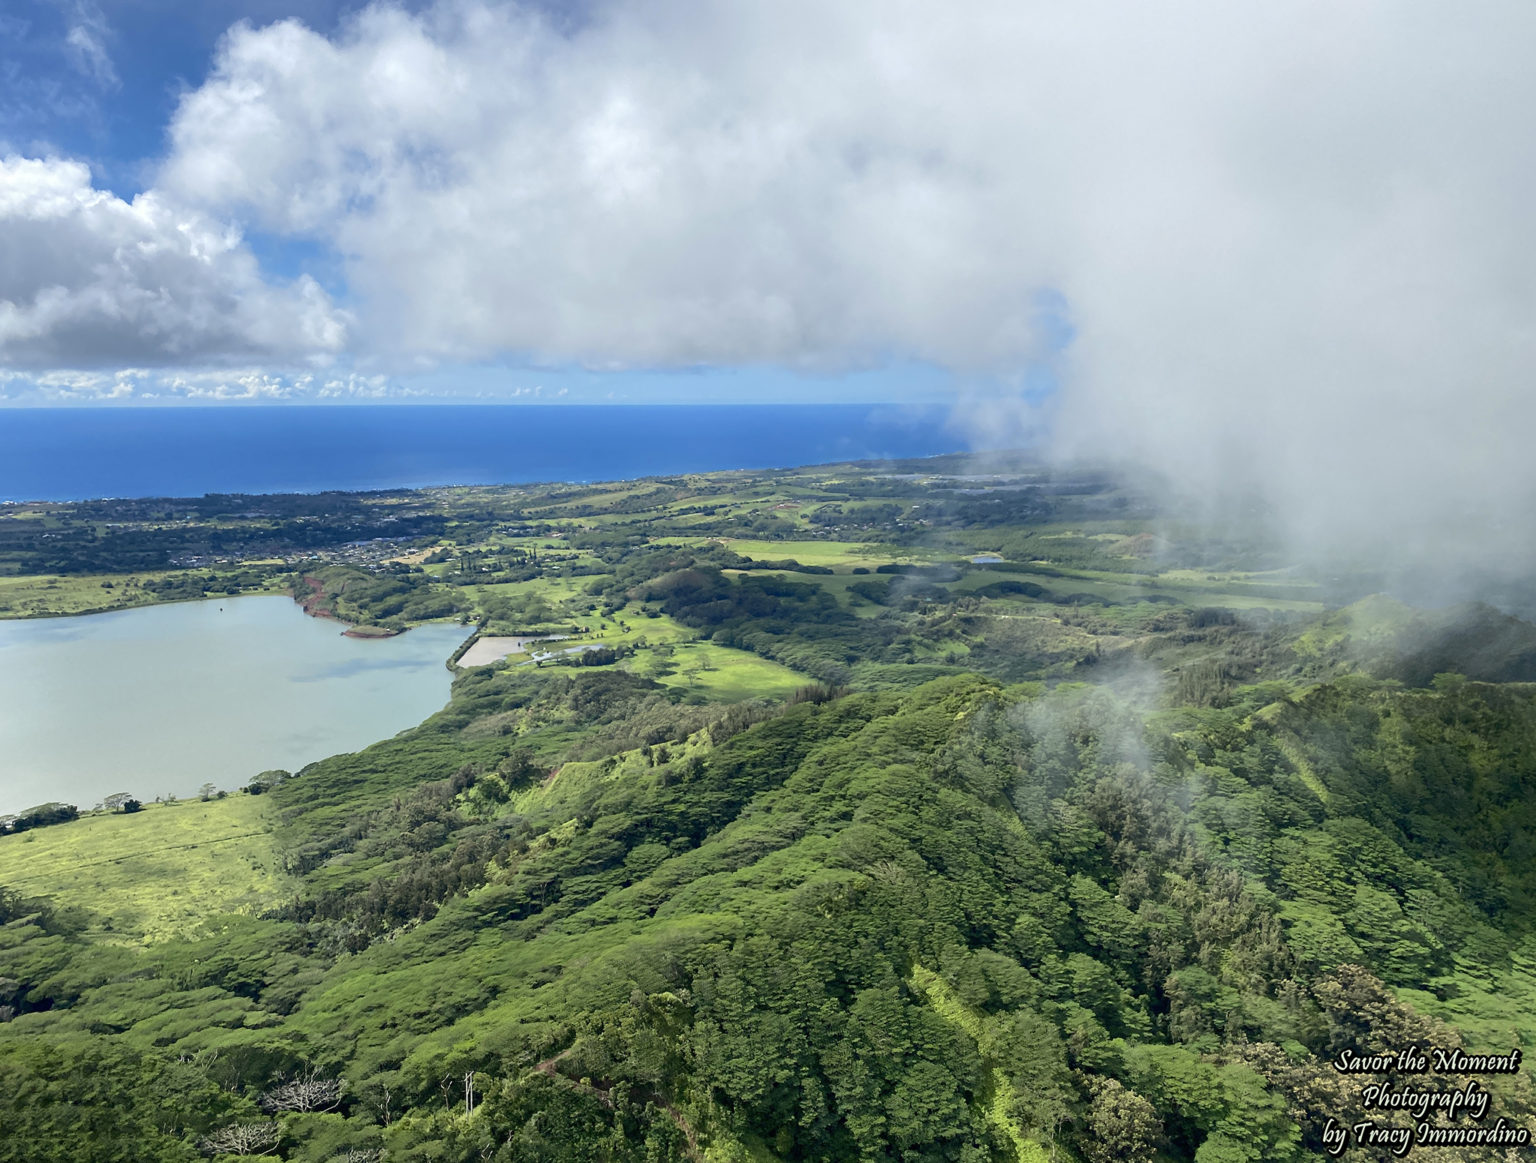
[159,2,1068,370]
[0,365,411,402]
[20,368,146,400]
[0,155,348,369]
[62,1,118,90]
[11,0,1536,581]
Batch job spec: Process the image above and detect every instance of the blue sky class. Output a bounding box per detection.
[4,1,371,184]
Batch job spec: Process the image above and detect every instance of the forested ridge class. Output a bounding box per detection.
[3,459,1535,1161]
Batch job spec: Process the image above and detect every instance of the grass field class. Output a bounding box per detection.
[0,573,167,618]
[464,576,591,605]
[654,537,935,570]
[0,795,288,942]
[456,602,809,700]
[499,630,809,701]
[0,573,288,619]
[642,641,810,701]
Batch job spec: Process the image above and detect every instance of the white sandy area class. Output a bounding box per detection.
[456,635,565,668]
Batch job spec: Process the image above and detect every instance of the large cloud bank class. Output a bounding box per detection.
[152,0,1536,570]
[159,3,1074,370]
[8,1,1536,577]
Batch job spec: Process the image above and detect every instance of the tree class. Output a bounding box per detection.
[9,802,78,831]
[359,1073,399,1126]
[1345,882,1439,982]
[260,1068,344,1113]
[1081,1077,1162,1163]
[200,1121,281,1156]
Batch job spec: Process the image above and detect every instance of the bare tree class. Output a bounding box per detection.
[362,1076,395,1126]
[331,1151,382,1163]
[463,1070,477,1114]
[199,1121,281,1156]
[260,1068,344,1113]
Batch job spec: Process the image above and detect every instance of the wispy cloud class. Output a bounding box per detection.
[0,366,407,403]
[61,1,118,90]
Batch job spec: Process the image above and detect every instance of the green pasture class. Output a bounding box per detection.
[466,576,590,607]
[654,537,932,570]
[488,619,809,702]
[459,608,705,667]
[0,573,168,618]
[0,795,288,942]
[641,640,810,701]
[1156,566,1317,591]
[565,606,697,648]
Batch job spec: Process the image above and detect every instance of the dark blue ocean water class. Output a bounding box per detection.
[0,405,967,502]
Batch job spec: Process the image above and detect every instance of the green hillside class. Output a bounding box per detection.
[3,458,1535,1161]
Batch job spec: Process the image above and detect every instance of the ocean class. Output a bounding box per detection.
[0,404,967,502]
